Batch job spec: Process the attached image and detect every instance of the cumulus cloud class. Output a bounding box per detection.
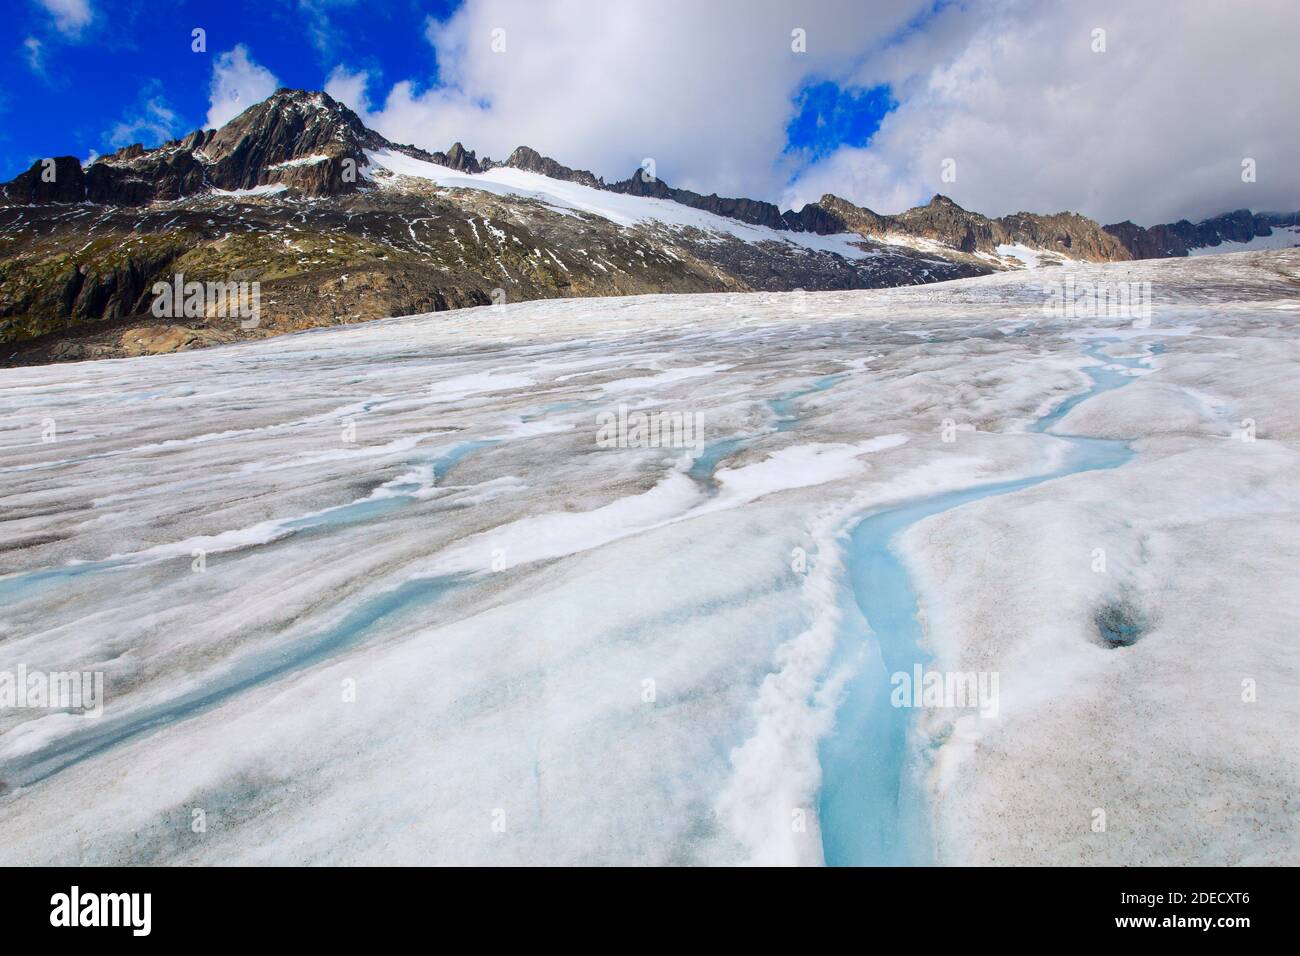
[351,0,929,197]
[786,0,1300,223]
[324,65,373,115]
[325,0,1294,225]
[34,0,92,38]
[206,45,280,129]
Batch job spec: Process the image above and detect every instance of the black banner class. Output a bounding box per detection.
[2,865,1283,942]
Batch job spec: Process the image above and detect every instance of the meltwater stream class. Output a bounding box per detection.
[686,373,847,483]
[817,341,1156,866]
[0,440,497,789]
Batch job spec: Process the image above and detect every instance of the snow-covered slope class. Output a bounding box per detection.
[365,148,876,259]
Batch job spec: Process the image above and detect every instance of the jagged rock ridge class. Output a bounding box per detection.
[1103,209,1300,258]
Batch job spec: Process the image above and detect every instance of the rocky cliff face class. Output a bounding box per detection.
[801,195,883,236]
[999,210,1133,261]
[200,89,373,192]
[2,156,88,204]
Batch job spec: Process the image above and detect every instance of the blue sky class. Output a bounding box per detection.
[786,82,896,164]
[1,0,453,178]
[3,0,1295,223]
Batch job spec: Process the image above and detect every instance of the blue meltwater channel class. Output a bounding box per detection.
[817,341,1158,865]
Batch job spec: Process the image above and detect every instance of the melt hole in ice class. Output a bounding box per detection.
[1093,599,1150,648]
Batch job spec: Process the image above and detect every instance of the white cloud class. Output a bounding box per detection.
[206,45,280,129]
[354,0,930,198]
[324,65,373,115]
[107,92,180,149]
[34,0,92,38]
[785,0,1300,224]
[297,0,359,55]
[325,0,1294,226]
[781,146,920,219]
[23,36,44,74]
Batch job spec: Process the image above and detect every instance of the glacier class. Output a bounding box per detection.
[0,250,1297,865]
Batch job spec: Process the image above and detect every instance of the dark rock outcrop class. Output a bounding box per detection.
[817,195,890,237]
[892,194,997,253]
[781,201,846,234]
[1101,220,1181,258]
[91,148,209,204]
[607,167,788,230]
[438,142,482,174]
[1104,209,1300,258]
[2,157,86,204]
[491,146,603,188]
[202,88,376,195]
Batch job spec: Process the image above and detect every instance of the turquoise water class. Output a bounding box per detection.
[688,372,847,483]
[687,437,750,483]
[2,573,469,788]
[0,560,127,604]
[818,342,1152,866]
[282,438,497,535]
[0,439,496,600]
[769,373,848,432]
[0,442,499,786]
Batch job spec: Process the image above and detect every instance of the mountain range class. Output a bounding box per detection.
[3,88,1297,363]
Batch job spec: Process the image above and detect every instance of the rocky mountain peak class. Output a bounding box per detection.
[813,195,888,236]
[505,146,545,168]
[611,165,673,199]
[201,88,376,191]
[495,147,603,188]
[895,194,993,252]
[440,142,481,174]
